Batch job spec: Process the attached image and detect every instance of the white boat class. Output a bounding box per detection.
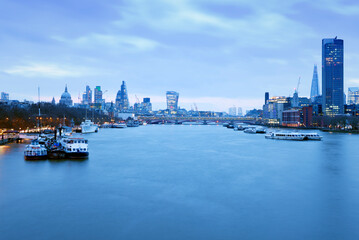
[236,124,245,131]
[244,127,257,133]
[24,139,48,160]
[61,137,89,159]
[244,126,266,134]
[265,132,305,141]
[80,120,98,133]
[300,133,322,140]
[112,123,127,128]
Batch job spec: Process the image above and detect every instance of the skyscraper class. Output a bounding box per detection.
[82,85,92,105]
[348,87,359,104]
[265,92,269,104]
[94,86,103,103]
[322,37,344,115]
[310,64,319,102]
[116,81,129,111]
[166,91,179,110]
[1,92,9,101]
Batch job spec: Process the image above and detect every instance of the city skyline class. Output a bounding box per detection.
[1,0,359,111]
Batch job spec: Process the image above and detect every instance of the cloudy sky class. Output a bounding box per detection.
[1,0,359,111]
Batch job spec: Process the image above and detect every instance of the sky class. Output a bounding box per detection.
[1,0,359,112]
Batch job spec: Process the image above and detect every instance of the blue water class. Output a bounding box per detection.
[1,125,359,240]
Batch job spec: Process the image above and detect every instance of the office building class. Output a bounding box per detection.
[348,87,359,105]
[82,85,92,105]
[228,107,237,116]
[322,37,344,115]
[94,86,103,103]
[166,91,179,110]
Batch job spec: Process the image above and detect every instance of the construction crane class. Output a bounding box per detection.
[135,95,140,104]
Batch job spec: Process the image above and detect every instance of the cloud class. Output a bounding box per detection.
[53,34,160,51]
[2,63,89,78]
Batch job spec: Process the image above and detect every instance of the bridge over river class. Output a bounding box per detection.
[137,116,258,125]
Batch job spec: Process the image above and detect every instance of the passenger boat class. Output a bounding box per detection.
[24,139,48,160]
[265,132,305,141]
[80,120,98,133]
[61,137,89,159]
[300,133,322,140]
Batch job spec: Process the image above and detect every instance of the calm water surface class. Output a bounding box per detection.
[1,125,359,240]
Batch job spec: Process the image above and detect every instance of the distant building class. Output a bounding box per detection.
[238,107,243,117]
[228,107,237,116]
[322,37,344,115]
[265,92,269,104]
[1,92,9,101]
[263,96,290,123]
[166,91,179,110]
[59,85,73,106]
[51,97,56,105]
[82,85,92,105]
[310,65,319,102]
[116,81,129,111]
[94,86,103,103]
[142,98,152,112]
[348,87,359,104]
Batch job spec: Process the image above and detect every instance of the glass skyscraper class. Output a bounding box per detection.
[310,64,319,102]
[116,81,129,111]
[166,91,179,110]
[322,37,344,115]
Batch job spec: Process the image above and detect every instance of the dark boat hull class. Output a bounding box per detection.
[24,155,48,160]
[66,152,89,159]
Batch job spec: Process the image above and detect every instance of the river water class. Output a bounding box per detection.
[0,125,358,240]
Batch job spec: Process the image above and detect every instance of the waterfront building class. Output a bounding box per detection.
[322,37,344,115]
[59,85,73,106]
[228,107,237,116]
[263,96,290,123]
[116,81,129,112]
[1,92,9,102]
[82,85,92,105]
[166,91,179,110]
[310,65,320,102]
[348,87,359,104]
[282,106,313,127]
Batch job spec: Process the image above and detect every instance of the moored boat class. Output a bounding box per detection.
[24,139,48,160]
[61,137,89,159]
[80,120,98,133]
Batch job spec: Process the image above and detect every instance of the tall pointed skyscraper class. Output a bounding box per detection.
[115,81,130,111]
[310,65,319,102]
